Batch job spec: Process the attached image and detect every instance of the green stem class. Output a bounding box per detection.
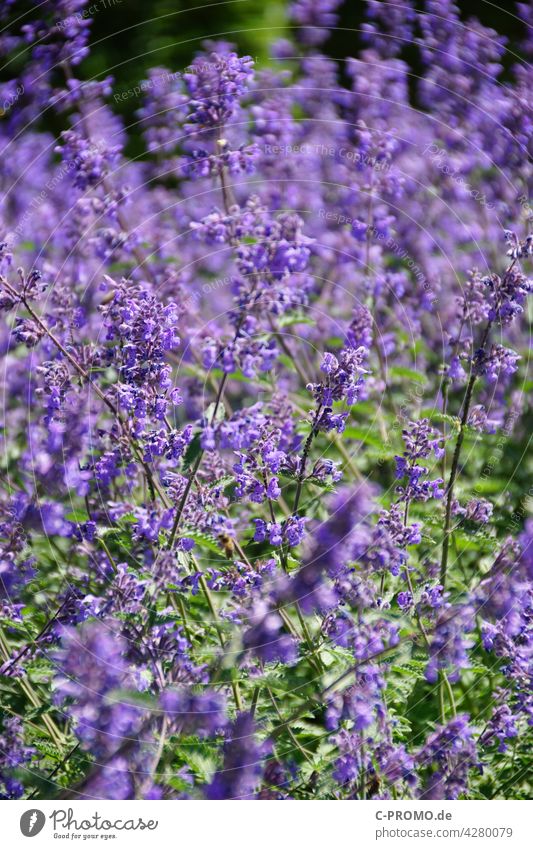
[440,258,518,584]
[292,407,321,517]
[439,680,446,725]
[176,596,193,645]
[250,685,260,718]
[96,536,117,571]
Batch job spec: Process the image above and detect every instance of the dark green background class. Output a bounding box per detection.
[1,0,529,142]
[84,0,527,91]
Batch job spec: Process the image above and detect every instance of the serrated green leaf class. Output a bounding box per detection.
[107,689,157,709]
[181,527,221,554]
[65,510,89,523]
[181,431,202,472]
[421,410,461,432]
[208,475,235,492]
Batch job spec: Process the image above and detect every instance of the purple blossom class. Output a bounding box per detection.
[253,515,306,548]
[417,715,480,800]
[394,420,444,503]
[160,689,226,736]
[53,622,144,758]
[0,717,34,799]
[290,0,343,45]
[473,344,520,383]
[242,602,297,665]
[308,346,369,412]
[425,606,475,684]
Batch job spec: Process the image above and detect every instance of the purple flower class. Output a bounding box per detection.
[397,591,413,610]
[2,2,533,804]
[417,715,480,800]
[425,605,475,684]
[320,352,338,374]
[394,420,444,503]
[184,51,254,130]
[480,703,518,753]
[266,477,281,500]
[242,602,297,664]
[465,498,493,524]
[283,515,307,547]
[473,344,520,383]
[160,689,226,736]
[53,622,144,758]
[307,346,369,427]
[325,662,386,731]
[252,516,306,548]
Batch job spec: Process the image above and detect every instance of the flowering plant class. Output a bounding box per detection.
[0,0,532,801]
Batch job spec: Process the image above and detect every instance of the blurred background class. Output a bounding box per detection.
[1,0,529,141]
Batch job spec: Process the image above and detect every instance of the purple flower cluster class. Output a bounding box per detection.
[206,713,268,800]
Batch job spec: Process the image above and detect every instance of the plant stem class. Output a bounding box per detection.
[440,258,517,584]
[440,313,495,585]
[166,372,229,550]
[292,406,321,517]
[439,370,478,585]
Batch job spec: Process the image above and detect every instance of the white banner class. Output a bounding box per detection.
[2,800,531,848]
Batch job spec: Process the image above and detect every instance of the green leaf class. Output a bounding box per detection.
[107,261,134,273]
[184,751,217,782]
[421,410,461,432]
[98,525,130,540]
[210,368,271,388]
[389,365,426,385]
[65,510,90,523]
[208,475,235,492]
[325,336,344,347]
[277,353,299,373]
[260,672,291,693]
[472,478,508,495]
[452,530,496,553]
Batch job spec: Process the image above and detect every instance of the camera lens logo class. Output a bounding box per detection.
[20,810,46,837]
